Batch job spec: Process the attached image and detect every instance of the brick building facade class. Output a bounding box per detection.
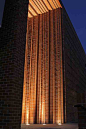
[0,0,28,129]
[0,0,86,128]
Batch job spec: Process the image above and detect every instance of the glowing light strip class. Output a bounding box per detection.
[39,0,47,12]
[54,0,59,8]
[35,0,45,13]
[47,0,53,10]
[32,0,43,14]
[52,0,57,8]
[29,3,38,15]
[42,0,49,11]
[43,0,52,10]
[29,1,41,14]
[28,0,62,17]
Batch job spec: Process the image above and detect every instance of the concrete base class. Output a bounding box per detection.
[21,123,78,129]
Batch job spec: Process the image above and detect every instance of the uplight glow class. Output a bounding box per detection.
[58,122,62,125]
[26,124,30,125]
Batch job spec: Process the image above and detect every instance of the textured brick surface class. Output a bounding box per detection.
[0,0,86,128]
[0,0,28,129]
[22,8,64,124]
[62,7,86,123]
[77,93,86,129]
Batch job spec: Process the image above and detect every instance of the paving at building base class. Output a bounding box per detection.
[21,123,78,129]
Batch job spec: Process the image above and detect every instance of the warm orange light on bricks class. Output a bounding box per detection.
[22,0,64,124]
[57,120,62,125]
[28,0,62,17]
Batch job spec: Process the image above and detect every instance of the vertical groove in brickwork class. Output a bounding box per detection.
[53,10,55,124]
[59,8,64,123]
[22,8,63,124]
[44,13,46,124]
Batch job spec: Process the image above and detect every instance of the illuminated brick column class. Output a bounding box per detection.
[22,16,39,124]
[49,9,54,123]
[56,8,64,124]
[45,12,50,124]
[22,8,64,124]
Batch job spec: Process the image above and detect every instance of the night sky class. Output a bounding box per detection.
[0,0,86,53]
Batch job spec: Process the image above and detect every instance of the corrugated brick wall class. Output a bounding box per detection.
[0,0,86,127]
[22,8,64,124]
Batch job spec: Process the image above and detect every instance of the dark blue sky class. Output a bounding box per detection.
[0,0,86,53]
[61,0,86,53]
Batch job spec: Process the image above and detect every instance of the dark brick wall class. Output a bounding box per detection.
[77,93,86,129]
[62,8,86,123]
[0,0,28,129]
[0,27,2,42]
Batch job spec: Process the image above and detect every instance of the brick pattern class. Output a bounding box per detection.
[1,0,86,127]
[77,93,86,129]
[22,8,64,124]
[0,27,2,43]
[0,0,28,129]
[62,8,86,123]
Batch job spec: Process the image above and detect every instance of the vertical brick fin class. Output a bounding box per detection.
[37,14,42,123]
[22,19,30,124]
[49,10,54,123]
[28,18,32,124]
[53,9,56,124]
[29,18,33,124]
[31,16,38,123]
[41,14,43,124]
[33,16,39,124]
[22,18,33,124]
[59,9,64,124]
[45,12,49,124]
[22,16,39,124]
[56,8,62,124]
[44,13,46,124]
[40,14,42,123]
[42,13,45,124]
[61,8,67,123]
[53,9,57,123]
[35,15,39,124]
[54,9,58,123]
[30,18,34,124]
